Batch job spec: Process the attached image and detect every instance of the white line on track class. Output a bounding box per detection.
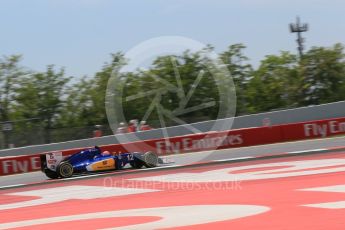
[213,157,254,162]
[0,171,42,178]
[287,149,327,154]
[0,184,25,189]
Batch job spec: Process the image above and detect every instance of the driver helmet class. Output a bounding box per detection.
[102,151,111,156]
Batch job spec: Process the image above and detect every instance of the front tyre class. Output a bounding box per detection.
[57,161,74,178]
[143,152,158,168]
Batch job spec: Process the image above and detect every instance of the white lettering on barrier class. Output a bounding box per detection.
[0,205,270,229]
[2,160,16,174]
[132,158,345,183]
[340,122,345,132]
[31,156,41,170]
[304,120,345,138]
[182,138,191,151]
[1,156,40,175]
[329,121,338,133]
[155,134,243,154]
[304,124,327,137]
[17,161,28,173]
[334,121,345,133]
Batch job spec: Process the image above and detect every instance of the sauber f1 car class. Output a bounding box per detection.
[40,146,160,179]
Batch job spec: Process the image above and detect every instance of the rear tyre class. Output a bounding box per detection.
[143,151,158,168]
[57,161,74,178]
[44,169,59,179]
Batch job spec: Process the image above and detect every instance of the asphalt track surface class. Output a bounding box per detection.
[0,135,344,187]
[0,148,344,229]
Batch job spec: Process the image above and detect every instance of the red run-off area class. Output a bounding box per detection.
[0,152,345,229]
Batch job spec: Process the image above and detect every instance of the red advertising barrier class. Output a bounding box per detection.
[281,117,345,141]
[0,155,41,176]
[1,117,345,176]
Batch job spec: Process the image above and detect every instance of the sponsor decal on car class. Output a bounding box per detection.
[87,158,116,171]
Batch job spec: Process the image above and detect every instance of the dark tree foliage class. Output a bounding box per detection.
[0,43,344,147]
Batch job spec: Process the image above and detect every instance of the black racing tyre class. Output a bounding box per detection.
[143,151,158,168]
[57,161,74,178]
[130,160,145,169]
[44,169,59,179]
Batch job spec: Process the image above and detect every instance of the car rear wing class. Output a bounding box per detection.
[40,151,64,172]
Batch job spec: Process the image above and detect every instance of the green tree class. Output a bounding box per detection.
[57,77,94,128]
[220,44,253,115]
[91,52,125,125]
[246,51,299,113]
[0,55,28,147]
[58,52,125,129]
[121,48,225,127]
[299,43,345,105]
[15,65,69,143]
[0,55,26,121]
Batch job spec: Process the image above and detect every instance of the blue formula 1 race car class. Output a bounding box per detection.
[40,146,160,179]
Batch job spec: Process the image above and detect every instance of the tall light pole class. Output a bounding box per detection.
[290,16,309,58]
